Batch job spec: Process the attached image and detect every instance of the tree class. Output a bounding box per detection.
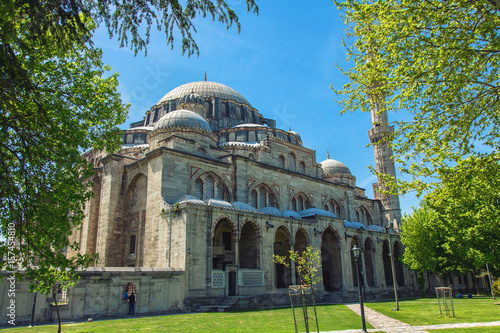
[401,155,500,279]
[424,155,500,272]
[0,18,127,294]
[334,0,500,195]
[400,204,458,278]
[0,0,258,295]
[274,246,322,333]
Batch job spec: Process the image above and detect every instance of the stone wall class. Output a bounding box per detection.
[0,268,185,327]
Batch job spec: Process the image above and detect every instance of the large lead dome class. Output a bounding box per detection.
[157,81,253,107]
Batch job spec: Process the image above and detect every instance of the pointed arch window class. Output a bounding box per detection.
[192,173,229,201]
[250,184,279,209]
[278,155,285,168]
[292,193,310,212]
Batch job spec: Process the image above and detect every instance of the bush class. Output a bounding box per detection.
[493,277,500,297]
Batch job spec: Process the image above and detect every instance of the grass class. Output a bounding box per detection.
[428,327,500,333]
[365,296,500,326]
[2,304,373,333]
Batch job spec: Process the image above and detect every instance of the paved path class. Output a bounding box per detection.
[319,303,500,333]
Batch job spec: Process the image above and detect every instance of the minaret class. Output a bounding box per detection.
[368,94,402,229]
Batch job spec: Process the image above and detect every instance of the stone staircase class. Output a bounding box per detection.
[321,291,348,304]
[196,296,253,312]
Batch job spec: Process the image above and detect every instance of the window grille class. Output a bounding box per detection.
[194,179,203,199]
[205,176,214,199]
[298,196,303,211]
[251,190,258,208]
[212,270,225,288]
[259,187,266,209]
[216,182,224,200]
[239,270,264,286]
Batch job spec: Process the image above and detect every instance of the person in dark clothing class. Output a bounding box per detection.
[128,292,136,315]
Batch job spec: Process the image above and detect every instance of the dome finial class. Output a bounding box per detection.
[204,72,207,81]
[327,150,330,159]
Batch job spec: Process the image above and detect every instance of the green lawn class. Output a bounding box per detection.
[429,327,500,333]
[2,304,372,333]
[365,296,500,326]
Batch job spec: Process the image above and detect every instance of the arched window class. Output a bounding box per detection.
[324,199,342,218]
[250,184,279,209]
[192,173,229,201]
[292,193,310,212]
[288,153,296,171]
[278,155,285,168]
[299,161,306,174]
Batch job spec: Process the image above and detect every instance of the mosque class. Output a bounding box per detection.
[2,79,417,324]
[72,78,409,304]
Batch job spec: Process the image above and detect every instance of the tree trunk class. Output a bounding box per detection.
[53,289,61,333]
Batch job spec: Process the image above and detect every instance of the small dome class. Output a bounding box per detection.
[176,195,205,205]
[320,158,351,175]
[298,208,337,219]
[154,109,211,132]
[283,210,301,219]
[365,225,385,232]
[288,129,302,143]
[344,220,365,229]
[231,202,257,212]
[260,207,282,216]
[204,198,232,208]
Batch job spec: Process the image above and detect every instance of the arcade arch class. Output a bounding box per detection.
[321,227,343,291]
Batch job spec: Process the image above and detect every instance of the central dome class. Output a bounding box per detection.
[157,81,253,107]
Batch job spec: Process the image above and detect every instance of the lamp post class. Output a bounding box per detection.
[384,221,399,311]
[352,245,367,333]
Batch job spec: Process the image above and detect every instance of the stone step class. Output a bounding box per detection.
[196,305,232,312]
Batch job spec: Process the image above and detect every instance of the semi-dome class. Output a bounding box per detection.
[320,158,351,175]
[157,81,253,107]
[154,109,212,132]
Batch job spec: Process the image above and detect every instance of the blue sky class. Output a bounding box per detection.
[94,0,419,214]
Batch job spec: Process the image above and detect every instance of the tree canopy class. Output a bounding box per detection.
[401,154,500,276]
[0,0,258,293]
[334,0,500,195]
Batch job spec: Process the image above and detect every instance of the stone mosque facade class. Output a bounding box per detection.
[74,79,409,302]
[1,80,421,324]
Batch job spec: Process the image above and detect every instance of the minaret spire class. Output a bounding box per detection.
[368,93,402,229]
